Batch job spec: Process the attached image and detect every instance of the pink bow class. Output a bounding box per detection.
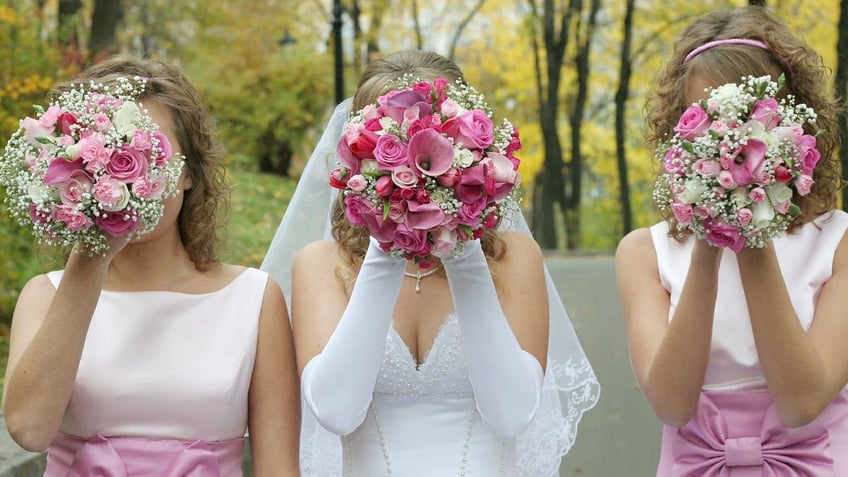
[670,393,833,476]
[65,435,222,477]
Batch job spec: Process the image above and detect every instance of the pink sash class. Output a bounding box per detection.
[45,432,244,476]
[661,391,843,477]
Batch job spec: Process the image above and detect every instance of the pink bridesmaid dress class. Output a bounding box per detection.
[651,210,848,476]
[42,268,268,476]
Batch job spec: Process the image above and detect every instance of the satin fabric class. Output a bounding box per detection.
[651,211,848,475]
[45,433,245,477]
[666,391,846,476]
[42,268,268,475]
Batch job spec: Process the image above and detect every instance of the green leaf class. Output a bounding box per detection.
[34,136,53,145]
[681,141,694,153]
[33,105,45,115]
[789,203,802,216]
[383,199,390,221]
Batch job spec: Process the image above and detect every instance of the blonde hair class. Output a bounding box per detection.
[646,6,842,235]
[333,50,506,277]
[51,56,228,270]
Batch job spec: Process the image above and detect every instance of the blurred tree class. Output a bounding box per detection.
[89,0,123,62]
[838,0,848,210]
[614,0,635,235]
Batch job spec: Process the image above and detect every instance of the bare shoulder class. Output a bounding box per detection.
[293,240,343,273]
[498,231,543,263]
[17,274,57,305]
[615,227,656,266]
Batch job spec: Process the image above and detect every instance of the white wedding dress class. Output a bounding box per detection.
[341,314,517,477]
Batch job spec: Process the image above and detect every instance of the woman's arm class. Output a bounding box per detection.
[292,239,405,435]
[443,232,549,439]
[248,278,300,476]
[3,239,126,451]
[737,233,848,427]
[617,229,721,427]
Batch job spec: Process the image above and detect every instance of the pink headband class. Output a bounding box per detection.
[684,38,770,63]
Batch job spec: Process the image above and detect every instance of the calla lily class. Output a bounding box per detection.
[408,129,454,177]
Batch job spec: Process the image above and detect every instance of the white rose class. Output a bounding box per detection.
[65,144,82,160]
[730,187,750,207]
[112,102,141,136]
[361,159,380,174]
[766,182,793,205]
[454,148,474,168]
[100,182,130,211]
[678,179,707,204]
[751,200,775,229]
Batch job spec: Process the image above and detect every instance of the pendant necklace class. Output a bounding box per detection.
[403,266,440,293]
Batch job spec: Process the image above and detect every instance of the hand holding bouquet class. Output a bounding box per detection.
[654,75,820,252]
[0,77,184,255]
[330,77,522,267]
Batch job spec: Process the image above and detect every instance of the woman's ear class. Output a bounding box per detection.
[179,170,193,191]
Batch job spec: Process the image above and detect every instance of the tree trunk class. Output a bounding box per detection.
[58,0,84,69]
[614,0,635,236]
[838,0,848,210]
[527,0,575,248]
[748,0,765,5]
[411,0,423,49]
[88,0,124,63]
[565,0,600,250]
[447,0,486,60]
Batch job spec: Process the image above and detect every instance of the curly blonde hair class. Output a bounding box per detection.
[646,6,842,235]
[51,56,228,269]
[333,50,506,275]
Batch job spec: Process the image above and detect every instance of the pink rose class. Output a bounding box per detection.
[93,113,112,133]
[749,98,782,129]
[774,165,792,183]
[374,134,409,170]
[52,204,92,232]
[347,174,367,192]
[794,174,814,196]
[673,104,711,141]
[439,99,461,118]
[393,223,430,258]
[406,120,428,137]
[329,166,350,189]
[437,167,461,188]
[709,120,728,137]
[343,195,375,227]
[413,81,433,97]
[694,159,721,177]
[387,198,407,223]
[799,144,820,176]
[694,205,713,219]
[132,174,167,200]
[441,109,494,149]
[456,197,487,227]
[431,227,458,258]
[717,170,736,189]
[375,175,395,198]
[408,129,454,177]
[671,201,694,225]
[749,187,767,203]
[361,211,396,243]
[774,200,792,214]
[704,217,745,253]
[58,170,93,205]
[107,145,149,183]
[152,131,173,166]
[737,208,753,225]
[95,209,139,237]
[391,165,419,188]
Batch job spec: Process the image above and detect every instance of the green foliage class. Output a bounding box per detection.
[193,48,333,175]
[221,169,298,267]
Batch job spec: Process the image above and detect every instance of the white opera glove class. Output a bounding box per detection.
[443,239,544,439]
[301,238,406,435]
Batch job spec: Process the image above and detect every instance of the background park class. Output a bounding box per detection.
[1,0,847,475]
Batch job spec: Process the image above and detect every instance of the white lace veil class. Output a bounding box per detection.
[260,99,600,477]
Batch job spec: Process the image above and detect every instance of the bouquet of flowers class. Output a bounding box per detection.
[0,76,184,255]
[653,75,821,252]
[330,76,522,266]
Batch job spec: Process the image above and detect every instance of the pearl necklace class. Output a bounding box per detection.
[403,265,440,293]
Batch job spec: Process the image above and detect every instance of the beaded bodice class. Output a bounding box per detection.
[375,314,472,397]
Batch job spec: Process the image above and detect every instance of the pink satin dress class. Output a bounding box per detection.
[42,268,268,477]
[650,211,848,476]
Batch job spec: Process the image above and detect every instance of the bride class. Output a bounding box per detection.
[262,50,600,477]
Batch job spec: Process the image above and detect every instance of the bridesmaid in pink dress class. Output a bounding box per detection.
[617,6,848,476]
[2,57,300,476]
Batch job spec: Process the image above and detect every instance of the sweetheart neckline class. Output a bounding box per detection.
[388,313,457,370]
